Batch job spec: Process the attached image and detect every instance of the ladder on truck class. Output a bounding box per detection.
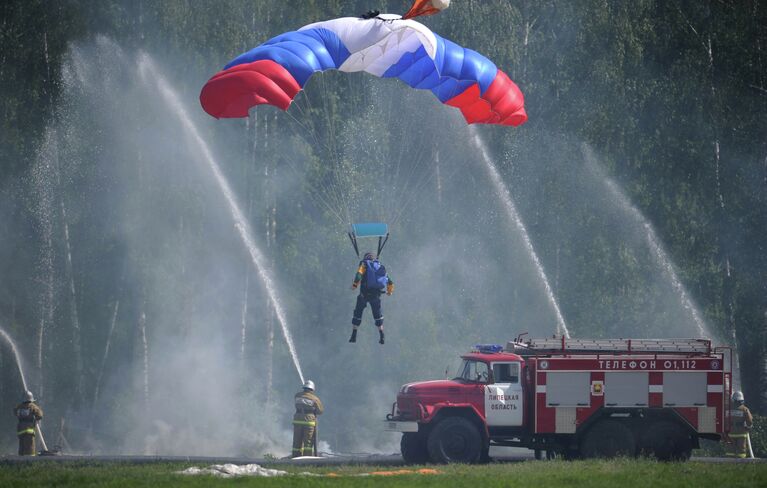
[506,337,712,356]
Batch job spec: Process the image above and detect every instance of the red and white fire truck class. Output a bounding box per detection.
[385,336,733,463]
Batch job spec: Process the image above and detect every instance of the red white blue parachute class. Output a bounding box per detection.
[200,13,527,126]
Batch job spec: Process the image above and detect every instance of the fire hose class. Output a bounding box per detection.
[34,422,54,455]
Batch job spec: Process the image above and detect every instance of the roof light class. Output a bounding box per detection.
[474,344,503,354]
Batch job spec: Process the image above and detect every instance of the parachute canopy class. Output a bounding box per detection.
[200,14,526,126]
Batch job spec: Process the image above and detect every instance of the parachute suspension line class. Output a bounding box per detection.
[371,89,435,224]
[390,167,444,226]
[348,231,360,258]
[381,91,401,222]
[296,77,354,227]
[318,73,354,227]
[274,157,347,226]
[377,233,389,257]
[286,101,332,153]
[391,145,463,227]
[388,123,432,222]
[280,109,349,226]
[288,92,351,225]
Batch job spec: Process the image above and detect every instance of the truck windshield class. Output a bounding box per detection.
[453,359,490,383]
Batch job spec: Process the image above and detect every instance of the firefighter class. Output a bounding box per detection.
[292,380,323,458]
[14,391,43,456]
[727,390,753,458]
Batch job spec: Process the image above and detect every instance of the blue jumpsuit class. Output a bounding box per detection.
[351,259,392,327]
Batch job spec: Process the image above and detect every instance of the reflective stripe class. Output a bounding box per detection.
[292,420,316,426]
[728,433,749,438]
[17,428,35,436]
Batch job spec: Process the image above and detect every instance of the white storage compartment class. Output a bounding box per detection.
[663,372,707,406]
[546,372,590,407]
[604,372,649,407]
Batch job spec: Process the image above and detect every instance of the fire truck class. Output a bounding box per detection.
[385,336,733,463]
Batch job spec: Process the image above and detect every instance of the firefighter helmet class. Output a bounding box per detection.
[303,380,315,391]
[732,391,744,403]
[23,390,35,402]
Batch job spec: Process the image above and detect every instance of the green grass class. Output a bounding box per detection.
[0,459,764,488]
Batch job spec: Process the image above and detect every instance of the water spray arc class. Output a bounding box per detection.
[0,326,29,392]
[580,145,741,387]
[469,127,570,338]
[581,145,709,338]
[137,54,305,384]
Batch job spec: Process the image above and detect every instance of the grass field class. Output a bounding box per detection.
[0,459,764,488]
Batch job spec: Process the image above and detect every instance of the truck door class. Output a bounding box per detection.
[460,360,491,411]
[486,362,523,426]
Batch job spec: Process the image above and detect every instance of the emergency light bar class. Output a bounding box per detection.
[474,344,503,354]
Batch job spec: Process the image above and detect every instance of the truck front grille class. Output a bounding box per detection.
[396,395,419,420]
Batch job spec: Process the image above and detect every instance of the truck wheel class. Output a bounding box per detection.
[426,417,482,464]
[535,449,557,460]
[401,432,429,464]
[560,449,581,460]
[646,421,692,462]
[546,450,558,460]
[479,446,491,463]
[580,420,636,458]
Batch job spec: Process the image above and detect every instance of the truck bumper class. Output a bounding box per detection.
[384,420,419,433]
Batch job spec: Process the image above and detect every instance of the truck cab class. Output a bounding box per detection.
[387,345,528,463]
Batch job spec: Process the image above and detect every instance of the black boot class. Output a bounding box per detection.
[349,329,357,343]
[379,329,385,345]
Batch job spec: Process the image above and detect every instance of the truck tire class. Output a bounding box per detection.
[646,421,692,462]
[401,432,429,464]
[560,449,581,460]
[546,450,558,460]
[480,446,491,463]
[426,417,482,464]
[580,420,636,458]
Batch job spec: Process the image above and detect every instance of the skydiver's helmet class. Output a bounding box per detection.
[363,252,375,261]
[732,390,745,406]
[303,380,315,392]
[23,391,35,402]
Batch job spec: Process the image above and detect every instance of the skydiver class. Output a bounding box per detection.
[349,252,394,344]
